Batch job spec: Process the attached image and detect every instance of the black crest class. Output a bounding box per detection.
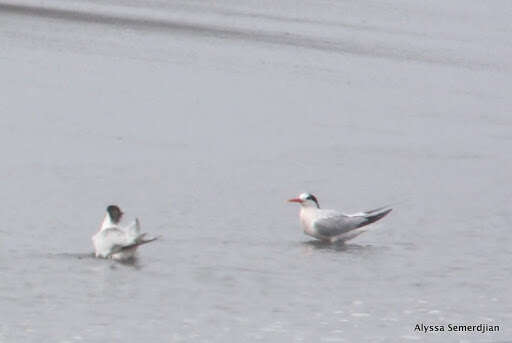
[306,194,320,208]
[106,205,123,224]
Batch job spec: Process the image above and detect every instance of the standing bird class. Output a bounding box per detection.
[288,193,392,243]
[92,205,157,261]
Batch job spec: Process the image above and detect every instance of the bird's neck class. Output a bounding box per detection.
[99,214,119,232]
[299,206,316,230]
[300,205,316,218]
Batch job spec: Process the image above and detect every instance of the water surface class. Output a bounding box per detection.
[1,1,511,342]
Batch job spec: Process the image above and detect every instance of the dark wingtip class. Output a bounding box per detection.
[365,206,392,214]
[358,208,392,228]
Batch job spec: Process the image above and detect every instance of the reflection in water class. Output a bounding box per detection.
[48,252,96,260]
[115,256,143,269]
[300,240,383,254]
[48,252,143,269]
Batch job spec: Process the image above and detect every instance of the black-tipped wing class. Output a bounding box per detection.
[314,208,392,238]
[119,234,159,251]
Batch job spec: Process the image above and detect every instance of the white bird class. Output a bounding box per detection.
[92,205,157,261]
[288,193,392,242]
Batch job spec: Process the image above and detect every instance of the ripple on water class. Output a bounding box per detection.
[320,337,346,342]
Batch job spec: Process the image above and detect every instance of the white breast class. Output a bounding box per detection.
[300,207,322,239]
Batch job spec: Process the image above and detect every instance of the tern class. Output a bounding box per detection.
[288,193,392,242]
[92,205,157,261]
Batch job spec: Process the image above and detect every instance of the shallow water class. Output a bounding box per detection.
[1,1,511,342]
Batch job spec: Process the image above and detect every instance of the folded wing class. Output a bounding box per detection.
[314,208,392,238]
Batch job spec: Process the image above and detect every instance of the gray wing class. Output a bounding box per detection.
[314,208,392,238]
[314,214,367,237]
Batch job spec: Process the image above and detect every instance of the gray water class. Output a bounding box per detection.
[1,1,511,342]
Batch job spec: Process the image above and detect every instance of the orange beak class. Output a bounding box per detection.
[287,198,303,203]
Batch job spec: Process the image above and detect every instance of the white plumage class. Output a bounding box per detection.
[288,193,392,242]
[92,205,157,261]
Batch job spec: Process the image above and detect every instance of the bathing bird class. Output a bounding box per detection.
[92,205,157,261]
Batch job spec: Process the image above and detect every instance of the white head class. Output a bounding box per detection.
[287,192,320,208]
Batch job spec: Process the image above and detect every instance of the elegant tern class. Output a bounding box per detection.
[92,205,157,261]
[288,193,392,242]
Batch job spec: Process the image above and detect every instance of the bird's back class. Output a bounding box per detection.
[310,207,391,242]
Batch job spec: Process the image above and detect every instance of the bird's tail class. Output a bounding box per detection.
[357,208,392,228]
[135,233,159,246]
[117,233,159,252]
